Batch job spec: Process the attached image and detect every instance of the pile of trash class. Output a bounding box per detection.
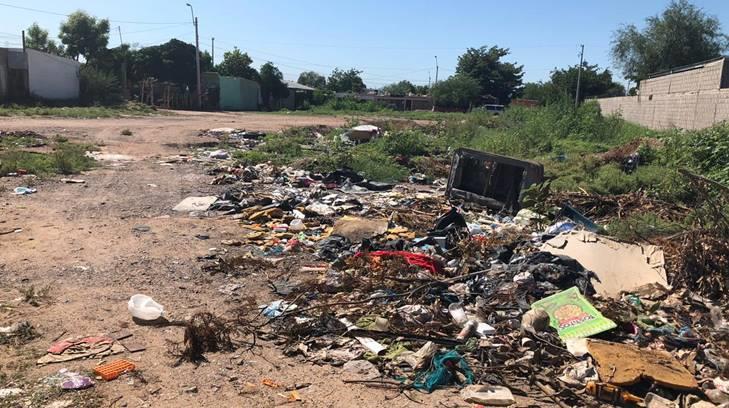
[179,145,729,406]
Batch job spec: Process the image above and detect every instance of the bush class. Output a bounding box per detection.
[350,146,408,182]
[376,130,431,157]
[663,123,729,185]
[79,66,123,106]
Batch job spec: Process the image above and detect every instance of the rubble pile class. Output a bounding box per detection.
[184,139,729,406]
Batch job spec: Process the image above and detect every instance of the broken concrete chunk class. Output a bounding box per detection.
[460,384,515,406]
[172,196,218,212]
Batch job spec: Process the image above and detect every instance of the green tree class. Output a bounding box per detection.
[327,68,366,93]
[259,62,288,109]
[551,62,625,102]
[59,11,110,61]
[382,80,416,96]
[456,45,524,104]
[431,74,480,110]
[413,85,430,95]
[130,39,209,88]
[217,47,259,81]
[521,62,625,104]
[612,0,729,82]
[297,71,326,89]
[25,23,64,55]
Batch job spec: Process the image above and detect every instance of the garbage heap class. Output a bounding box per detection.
[197,145,729,407]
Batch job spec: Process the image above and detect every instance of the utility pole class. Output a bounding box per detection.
[575,44,584,108]
[434,56,439,84]
[117,26,129,99]
[187,3,202,110]
[21,30,25,51]
[211,37,215,65]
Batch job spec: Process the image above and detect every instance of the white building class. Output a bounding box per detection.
[0,48,81,102]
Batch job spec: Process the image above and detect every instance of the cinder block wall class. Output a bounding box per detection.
[597,89,729,130]
[597,58,729,130]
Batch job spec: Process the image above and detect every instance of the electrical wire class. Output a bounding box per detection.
[0,2,188,25]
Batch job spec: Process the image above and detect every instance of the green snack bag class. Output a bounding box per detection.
[531,287,616,340]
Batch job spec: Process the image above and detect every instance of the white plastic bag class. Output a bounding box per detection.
[128,294,164,320]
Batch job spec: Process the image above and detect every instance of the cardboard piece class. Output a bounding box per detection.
[587,339,698,391]
[172,196,218,212]
[332,216,388,242]
[545,231,669,299]
[531,287,616,340]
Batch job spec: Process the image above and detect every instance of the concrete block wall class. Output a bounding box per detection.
[639,59,724,96]
[597,88,729,130]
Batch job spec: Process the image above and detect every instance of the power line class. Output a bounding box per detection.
[0,2,188,25]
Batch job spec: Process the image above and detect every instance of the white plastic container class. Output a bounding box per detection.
[289,219,307,232]
[128,294,164,320]
[448,303,468,326]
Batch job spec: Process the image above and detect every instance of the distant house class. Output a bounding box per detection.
[203,72,261,111]
[0,48,80,102]
[276,80,316,110]
[335,92,433,111]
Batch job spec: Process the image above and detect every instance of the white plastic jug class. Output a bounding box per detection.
[128,294,164,320]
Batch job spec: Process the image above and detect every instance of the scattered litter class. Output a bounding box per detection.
[38,336,124,364]
[531,287,617,339]
[587,339,699,390]
[342,360,381,381]
[0,388,23,399]
[128,294,165,321]
[545,231,669,298]
[94,359,136,381]
[331,215,388,242]
[12,187,36,195]
[460,384,516,406]
[208,149,230,160]
[44,369,94,390]
[60,178,85,184]
[172,196,218,212]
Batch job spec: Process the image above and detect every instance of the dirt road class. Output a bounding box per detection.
[0,111,467,407]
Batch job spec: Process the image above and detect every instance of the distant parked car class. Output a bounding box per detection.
[479,104,505,115]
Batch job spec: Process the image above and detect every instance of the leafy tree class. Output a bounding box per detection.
[130,39,210,89]
[217,47,259,81]
[431,74,480,109]
[297,71,326,88]
[59,11,110,61]
[551,62,625,102]
[413,85,430,95]
[382,80,416,96]
[521,62,625,104]
[25,23,64,55]
[521,82,559,105]
[259,62,288,109]
[327,68,366,93]
[456,45,524,104]
[612,0,729,82]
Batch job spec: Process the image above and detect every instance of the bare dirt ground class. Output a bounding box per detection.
[0,111,478,407]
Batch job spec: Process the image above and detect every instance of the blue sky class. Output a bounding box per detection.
[1,0,728,88]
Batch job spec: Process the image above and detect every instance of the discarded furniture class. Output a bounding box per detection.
[446,148,544,212]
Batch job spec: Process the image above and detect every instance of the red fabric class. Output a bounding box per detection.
[355,250,442,274]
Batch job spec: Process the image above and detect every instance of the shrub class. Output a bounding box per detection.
[79,65,123,106]
[350,146,408,182]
